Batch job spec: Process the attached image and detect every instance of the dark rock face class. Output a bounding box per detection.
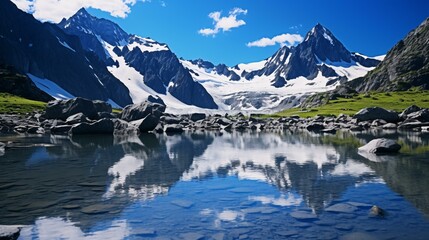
[0,1,132,106]
[353,107,399,123]
[43,97,112,120]
[123,47,217,109]
[358,138,401,155]
[58,8,129,63]
[0,65,53,102]
[351,17,429,92]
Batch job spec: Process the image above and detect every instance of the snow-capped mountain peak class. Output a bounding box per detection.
[58,7,129,58]
[182,23,381,111]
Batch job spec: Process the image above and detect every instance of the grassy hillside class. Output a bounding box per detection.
[270,90,429,118]
[0,93,47,114]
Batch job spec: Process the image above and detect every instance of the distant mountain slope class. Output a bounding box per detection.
[349,17,429,92]
[58,9,218,109]
[0,0,132,106]
[183,24,381,111]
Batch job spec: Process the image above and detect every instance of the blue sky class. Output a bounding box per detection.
[13,0,429,66]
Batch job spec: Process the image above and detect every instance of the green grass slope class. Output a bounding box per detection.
[270,90,429,118]
[0,93,47,114]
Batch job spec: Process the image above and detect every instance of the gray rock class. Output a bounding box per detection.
[43,97,112,120]
[130,114,160,133]
[26,125,44,134]
[113,119,140,135]
[97,112,116,119]
[69,118,114,135]
[369,205,386,217]
[162,116,182,124]
[50,125,73,134]
[399,105,421,118]
[358,138,401,155]
[407,109,429,122]
[382,123,397,129]
[164,124,184,133]
[65,113,90,125]
[120,101,165,122]
[190,113,206,122]
[398,121,428,130]
[353,107,399,123]
[306,123,325,132]
[321,128,337,134]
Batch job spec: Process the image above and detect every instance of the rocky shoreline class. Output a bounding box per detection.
[0,97,429,138]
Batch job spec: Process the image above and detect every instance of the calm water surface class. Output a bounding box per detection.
[1,130,429,239]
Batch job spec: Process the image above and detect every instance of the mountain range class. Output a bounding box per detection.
[0,0,427,112]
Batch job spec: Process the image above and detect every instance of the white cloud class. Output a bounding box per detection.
[11,0,149,23]
[247,33,304,47]
[198,7,247,37]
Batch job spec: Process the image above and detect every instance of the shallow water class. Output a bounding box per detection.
[1,130,429,239]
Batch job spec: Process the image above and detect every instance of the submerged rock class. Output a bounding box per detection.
[325,203,358,213]
[290,211,318,221]
[358,138,401,155]
[369,205,387,217]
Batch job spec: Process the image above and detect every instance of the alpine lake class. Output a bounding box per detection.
[1,129,429,240]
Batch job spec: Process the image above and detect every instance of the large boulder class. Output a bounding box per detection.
[120,101,166,122]
[130,114,160,133]
[406,109,429,122]
[353,107,399,123]
[65,113,90,125]
[69,118,114,135]
[189,113,206,122]
[43,98,112,120]
[112,119,140,135]
[358,138,401,155]
[164,124,184,134]
[399,105,421,119]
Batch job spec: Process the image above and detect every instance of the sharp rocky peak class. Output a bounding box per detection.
[59,7,129,46]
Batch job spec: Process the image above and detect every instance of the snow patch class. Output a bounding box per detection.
[56,37,76,52]
[27,74,75,100]
[323,32,334,45]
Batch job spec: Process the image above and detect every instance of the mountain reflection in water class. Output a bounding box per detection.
[0,130,428,239]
